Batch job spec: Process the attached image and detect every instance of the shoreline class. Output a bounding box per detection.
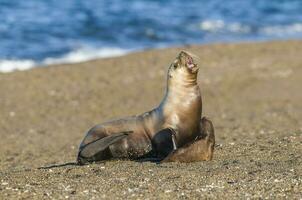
[0,40,301,199]
[1,39,301,74]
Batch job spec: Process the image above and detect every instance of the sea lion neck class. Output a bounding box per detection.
[163,79,200,104]
[156,58,200,114]
[167,64,199,89]
[158,73,201,114]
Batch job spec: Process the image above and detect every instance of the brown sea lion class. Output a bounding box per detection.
[77,51,215,164]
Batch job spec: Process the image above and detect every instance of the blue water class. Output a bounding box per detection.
[1,0,302,72]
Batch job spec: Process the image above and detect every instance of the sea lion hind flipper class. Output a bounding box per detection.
[161,118,215,163]
[200,117,215,160]
[151,128,177,160]
[78,131,131,161]
[200,117,215,145]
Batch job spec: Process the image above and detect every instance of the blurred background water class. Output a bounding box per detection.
[0,0,302,72]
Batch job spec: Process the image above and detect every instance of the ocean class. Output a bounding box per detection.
[0,0,302,72]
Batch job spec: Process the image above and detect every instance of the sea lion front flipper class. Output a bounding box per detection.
[161,117,215,163]
[151,128,177,160]
[78,131,131,163]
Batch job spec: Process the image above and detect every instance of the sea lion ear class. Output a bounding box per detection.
[151,128,177,159]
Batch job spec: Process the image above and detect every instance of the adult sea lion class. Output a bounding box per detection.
[77,51,215,164]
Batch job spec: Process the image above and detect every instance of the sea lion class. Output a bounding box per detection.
[77,51,215,164]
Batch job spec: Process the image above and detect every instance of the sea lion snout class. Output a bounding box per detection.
[178,51,199,73]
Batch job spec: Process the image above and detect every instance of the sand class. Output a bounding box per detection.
[0,40,301,199]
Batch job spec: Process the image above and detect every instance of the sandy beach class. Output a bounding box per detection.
[0,40,301,199]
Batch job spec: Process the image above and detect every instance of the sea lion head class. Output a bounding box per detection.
[168,51,199,84]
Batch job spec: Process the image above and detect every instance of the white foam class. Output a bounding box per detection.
[0,59,36,73]
[43,47,129,65]
[0,47,130,73]
[200,20,225,32]
[260,23,302,36]
[200,20,302,36]
[200,20,250,34]
[227,22,251,33]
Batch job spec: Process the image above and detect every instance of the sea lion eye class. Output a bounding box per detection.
[173,64,178,69]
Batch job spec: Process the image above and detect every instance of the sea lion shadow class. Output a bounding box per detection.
[37,162,79,169]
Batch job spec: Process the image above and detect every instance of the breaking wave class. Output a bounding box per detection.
[199,20,302,36]
[0,47,130,73]
[199,20,251,34]
[0,59,36,73]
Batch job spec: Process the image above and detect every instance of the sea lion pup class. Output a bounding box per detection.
[161,117,215,163]
[77,51,215,164]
